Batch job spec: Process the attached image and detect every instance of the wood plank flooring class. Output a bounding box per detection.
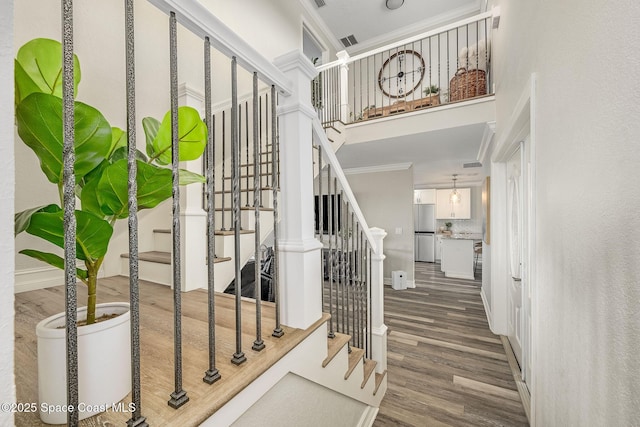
[373,262,529,427]
[14,276,328,426]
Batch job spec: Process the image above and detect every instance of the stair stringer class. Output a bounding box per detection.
[291,340,384,408]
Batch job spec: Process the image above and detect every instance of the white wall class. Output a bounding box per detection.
[0,0,16,422]
[491,0,640,424]
[346,167,414,284]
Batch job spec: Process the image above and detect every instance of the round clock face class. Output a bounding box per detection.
[377,49,425,99]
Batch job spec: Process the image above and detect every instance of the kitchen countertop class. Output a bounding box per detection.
[440,233,483,240]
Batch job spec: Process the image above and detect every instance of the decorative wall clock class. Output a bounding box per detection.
[377,49,425,98]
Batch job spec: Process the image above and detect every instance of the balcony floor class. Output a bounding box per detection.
[14,276,328,426]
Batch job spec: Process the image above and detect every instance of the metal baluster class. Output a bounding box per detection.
[251,73,266,352]
[327,165,335,339]
[124,2,148,424]
[167,11,189,409]
[350,211,356,348]
[230,57,247,365]
[340,190,346,336]
[355,222,361,350]
[359,228,364,352]
[258,95,263,201]
[318,147,324,310]
[61,2,78,424]
[203,36,221,386]
[345,199,352,351]
[221,110,227,230]
[368,242,373,359]
[262,92,268,207]
[245,101,250,207]
[271,85,284,338]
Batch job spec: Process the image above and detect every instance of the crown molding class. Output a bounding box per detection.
[298,0,344,53]
[343,162,412,175]
[347,3,482,56]
[477,121,496,164]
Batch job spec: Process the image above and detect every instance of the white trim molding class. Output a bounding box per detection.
[477,121,496,164]
[343,163,413,176]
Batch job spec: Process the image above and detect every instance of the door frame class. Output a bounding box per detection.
[489,74,537,423]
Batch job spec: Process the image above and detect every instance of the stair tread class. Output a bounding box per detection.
[361,358,377,389]
[214,229,255,235]
[373,370,387,396]
[153,229,170,234]
[121,251,230,264]
[345,347,365,380]
[322,332,351,367]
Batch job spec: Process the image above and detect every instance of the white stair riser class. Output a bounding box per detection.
[214,190,274,209]
[121,258,172,287]
[153,231,172,253]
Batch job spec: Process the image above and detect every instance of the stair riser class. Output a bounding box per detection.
[214,210,274,236]
[121,258,172,287]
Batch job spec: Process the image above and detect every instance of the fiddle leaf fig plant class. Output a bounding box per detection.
[14,38,207,325]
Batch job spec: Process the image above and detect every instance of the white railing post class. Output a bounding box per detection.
[336,50,350,123]
[273,51,324,329]
[369,227,388,373]
[178,84,207,292]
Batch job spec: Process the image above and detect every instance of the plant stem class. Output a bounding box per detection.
[84,257,103,325]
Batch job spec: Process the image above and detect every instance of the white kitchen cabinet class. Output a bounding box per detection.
[436,188,471,219]
[414,189,436,204]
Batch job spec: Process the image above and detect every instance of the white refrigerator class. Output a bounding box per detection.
[414,204,436,262]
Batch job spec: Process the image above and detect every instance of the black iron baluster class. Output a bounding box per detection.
[327,165,335,339]
[350,211,356,348]
[124,1,148,424]
[368,242,373,359]
[221,110,227,230]
[230,57,247,365]
[168,11,189,409]
[252,73,265,352]
[61,1,79,424]
[340,190,346,336]
[262,92,268,207]
[203,36,221,386]
[245,101,250,207]
[271,86,284,338]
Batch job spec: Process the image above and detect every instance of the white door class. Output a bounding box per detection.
[507,145,524,366]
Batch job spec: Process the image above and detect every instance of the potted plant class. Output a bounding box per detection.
[422,85,441,106]
[14,38,207,423]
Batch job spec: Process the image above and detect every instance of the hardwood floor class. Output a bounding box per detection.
[374,262,529,427]
[14,277,328,426]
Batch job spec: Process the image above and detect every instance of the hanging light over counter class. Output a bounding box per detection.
[450,174,461,204]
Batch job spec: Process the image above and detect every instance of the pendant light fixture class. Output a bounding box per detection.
[450,174,461,204]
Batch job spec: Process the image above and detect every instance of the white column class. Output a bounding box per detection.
[369,227,388,373]
[178,84,207,292]
[336,50,350,123]
[274,51,324,329]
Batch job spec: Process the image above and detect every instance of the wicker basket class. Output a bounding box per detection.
[449,68,487,102]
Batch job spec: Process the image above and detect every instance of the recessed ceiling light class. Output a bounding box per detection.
[386,0,404,10]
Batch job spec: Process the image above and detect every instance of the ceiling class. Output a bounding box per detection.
[306,0,489,188]
[306,0,482,54]
[336,124,486,188]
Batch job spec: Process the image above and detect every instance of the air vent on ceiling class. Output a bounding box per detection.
[314,0,326,7]
[463,162,483,168]
[340,35,358,48]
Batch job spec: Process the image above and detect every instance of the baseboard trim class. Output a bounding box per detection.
[480,286,493,331]
[500,335,531,424]
[357,405,379,427]
[14,266,63,294]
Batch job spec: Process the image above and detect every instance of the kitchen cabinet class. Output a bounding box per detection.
[414,189,436,204]
[436,188,471,219]
[435,234,443,261]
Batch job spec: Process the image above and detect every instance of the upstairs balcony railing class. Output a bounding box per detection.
[314,12,493,126]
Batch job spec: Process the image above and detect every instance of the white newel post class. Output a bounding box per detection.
[178,84,207,292]
[336,50,350,123]
[369,227,388,373]
[273,51,324,329]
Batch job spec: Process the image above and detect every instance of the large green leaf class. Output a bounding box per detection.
[179,169,206,185]
[150,106,207,165]
[24,207,113,261]
[142,117,161,159]
[15,38,81,103]
[16,93,112,183]
[80,174,104,218]
[15,204,59,235]
[108,127,127,159]
[19,249,88,281]
[110,146,148,163]
[96,159,173,218]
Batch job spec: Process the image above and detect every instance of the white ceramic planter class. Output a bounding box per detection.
[36,302,132,424]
